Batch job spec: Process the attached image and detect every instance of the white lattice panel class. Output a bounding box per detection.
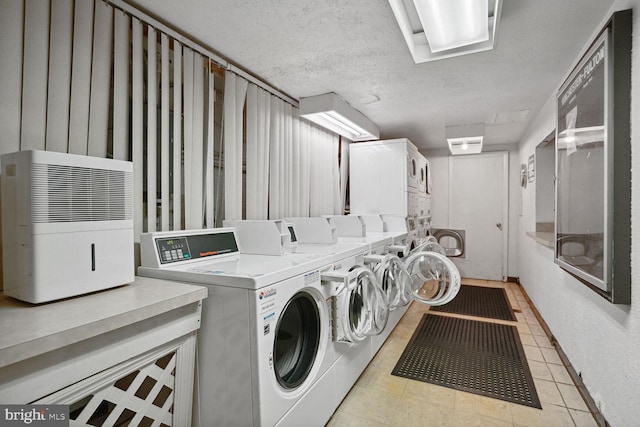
[65,351,177,427]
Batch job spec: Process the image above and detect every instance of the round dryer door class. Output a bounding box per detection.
[374,255,412,309]
[273,292,321,390]
[335,267,389,342]
[414,241,446,255]
[403,251,461,306]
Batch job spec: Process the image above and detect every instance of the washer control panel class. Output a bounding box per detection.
[154,231,238,264]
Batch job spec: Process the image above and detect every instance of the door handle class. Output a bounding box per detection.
[496,223,503,230]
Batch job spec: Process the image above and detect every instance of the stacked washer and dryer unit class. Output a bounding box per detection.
[349,138,433,248]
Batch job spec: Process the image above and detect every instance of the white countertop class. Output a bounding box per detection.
[0,276,208,369]
[525,231,554,248]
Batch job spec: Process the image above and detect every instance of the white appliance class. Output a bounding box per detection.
[416,216,428,246]
[138,225,336,427]
[1,150,134,303]
[403,251,461,306]
[286,217,390,410]
[349,138,432,217]
[381,214,412,257]
[329,215,413,356]
[331,215,462,353]
[343,214,405,256]
[407,142,420,190]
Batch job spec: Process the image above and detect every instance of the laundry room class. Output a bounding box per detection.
[0,1,638,426]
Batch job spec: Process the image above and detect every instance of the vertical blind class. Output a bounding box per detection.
[0,0,347,249]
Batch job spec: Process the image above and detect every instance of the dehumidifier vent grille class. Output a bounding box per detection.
[31,163,133,223]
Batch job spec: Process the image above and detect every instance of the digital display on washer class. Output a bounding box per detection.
[156,232,239,264]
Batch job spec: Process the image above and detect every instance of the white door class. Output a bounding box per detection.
[448,152,508,281]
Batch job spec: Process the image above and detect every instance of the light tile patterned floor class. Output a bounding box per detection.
[327,279,598,427]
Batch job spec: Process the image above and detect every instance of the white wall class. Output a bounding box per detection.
[424,144,521,278]
[517,1,640,425]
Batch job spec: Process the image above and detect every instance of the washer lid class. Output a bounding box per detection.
[375,255,412,308]
[273,291,321,390]
[403,251,461,306]
[330,267,389,342]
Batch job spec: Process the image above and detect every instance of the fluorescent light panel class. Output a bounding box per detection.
[414,0,489,53]
[388,0,501,63]
[299,93,379,141]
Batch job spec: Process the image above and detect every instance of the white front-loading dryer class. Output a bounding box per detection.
[137,226,337,427]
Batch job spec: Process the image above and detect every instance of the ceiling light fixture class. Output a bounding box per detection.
[448,136,483,155]
[388,0,502,63]
[299,93,379,141]
[414,0,488,52]
[446,123,485,155]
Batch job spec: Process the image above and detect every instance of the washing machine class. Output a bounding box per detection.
[325,215,414,356]
[285,217,390,410]
[380,214,414,257]
[416,216,428,246]
[345,214,406,256]
[137,223,338,427]
[328,216,463,353]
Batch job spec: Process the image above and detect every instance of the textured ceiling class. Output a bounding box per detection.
[125,0,614,150]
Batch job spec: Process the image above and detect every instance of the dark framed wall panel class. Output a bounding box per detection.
[554,9,632,304]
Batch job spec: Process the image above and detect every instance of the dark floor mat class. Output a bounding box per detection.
[392,314,541,408]
[430,285,516,321]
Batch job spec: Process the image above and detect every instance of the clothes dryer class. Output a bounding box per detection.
[138,225,337,427]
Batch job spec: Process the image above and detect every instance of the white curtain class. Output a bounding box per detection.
[246,83,271,219]
[339,138,350,214]
[46,0,73,153]
[269,96,284,219]
[297,119,311,217]
[0,0,345,241]
[308,122,341,216]
[224,71,249,221]
[0,0,23,155]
